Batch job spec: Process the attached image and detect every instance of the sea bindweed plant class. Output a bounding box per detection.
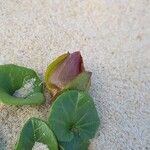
[0,64,45,105]
[9,51,100,150]
[48,90,100,150]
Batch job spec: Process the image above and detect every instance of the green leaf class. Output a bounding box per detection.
[48,90,100,143]
[15,117,58,150]
[0,64,45,105]
[64,71,92,92]
[60,136,90,150]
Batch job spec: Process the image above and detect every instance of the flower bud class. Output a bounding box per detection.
[45,51,92,98]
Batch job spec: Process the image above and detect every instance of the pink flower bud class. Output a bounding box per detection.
[45,51,92,98]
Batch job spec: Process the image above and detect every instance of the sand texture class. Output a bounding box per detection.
[0,0,150,150]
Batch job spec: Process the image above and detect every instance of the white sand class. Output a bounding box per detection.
[32,142,49,150]
[13,78,36,98]
[0,0,150,150]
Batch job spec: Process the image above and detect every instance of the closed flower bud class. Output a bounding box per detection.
[45,51,92,99]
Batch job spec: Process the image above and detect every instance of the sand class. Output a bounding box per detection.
[0,0,150,150]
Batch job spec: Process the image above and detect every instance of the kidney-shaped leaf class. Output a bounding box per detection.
[48,90,100,143]
[0,64,45,105]
[15,117,58,150]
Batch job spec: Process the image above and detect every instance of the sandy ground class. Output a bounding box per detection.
[0,0,150,150]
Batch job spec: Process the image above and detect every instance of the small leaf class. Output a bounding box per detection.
[48,90,100,144]
[15,117,58,150]
[64,71,92,92]
[0,64,45,105]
